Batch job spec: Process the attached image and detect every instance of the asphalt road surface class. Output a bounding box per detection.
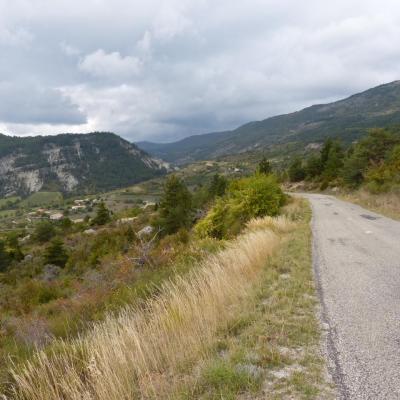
[303,194,400,400]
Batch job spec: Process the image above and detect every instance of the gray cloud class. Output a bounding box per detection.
[1,0,400,141]
[0,81,86,125]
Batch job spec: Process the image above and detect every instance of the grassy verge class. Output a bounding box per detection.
[339,189,400,220]
[174,199,335,399]
[4,199,334,399]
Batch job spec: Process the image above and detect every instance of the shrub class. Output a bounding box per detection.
[43,238,69,268]
[92,202,111,226]
[288,158,306,182]
[33,221,55,243]
[0,240,10,272]
[195,174,285,239]
[257,156,272,175]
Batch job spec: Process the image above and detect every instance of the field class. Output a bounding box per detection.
[20,192,63,208]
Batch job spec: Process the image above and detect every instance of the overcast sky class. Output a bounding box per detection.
[1,0,400,142]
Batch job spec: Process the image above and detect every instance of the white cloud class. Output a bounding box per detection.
[79,49,142,79]
[1,0,400,141]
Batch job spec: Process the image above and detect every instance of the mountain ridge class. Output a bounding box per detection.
[138,80,400,163]
[0,131,167,197]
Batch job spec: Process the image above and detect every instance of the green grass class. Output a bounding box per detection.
[20,191,63,207]
[0,210,17,218]
[0,196,21,208]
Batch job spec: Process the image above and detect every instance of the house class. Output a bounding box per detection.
[118,217,138,224]
[50,213,64,221]
[71,205,86,211]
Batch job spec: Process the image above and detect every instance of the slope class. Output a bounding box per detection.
[138,80,400,164]
[0,132,167,197]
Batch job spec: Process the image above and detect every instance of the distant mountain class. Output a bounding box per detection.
[138,81,400,164]
[0,132,167,197]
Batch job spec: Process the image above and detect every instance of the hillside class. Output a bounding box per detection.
[138,80,400,164]
[0,132,167,197]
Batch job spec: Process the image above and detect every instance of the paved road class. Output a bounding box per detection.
[303,194,400,400]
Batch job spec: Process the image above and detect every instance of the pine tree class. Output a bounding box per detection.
[322,141,344,181]
[320,139,333,170]
[208,174,228,198]
[6,233,24,262]
[288,158,306,182]
[34,220,55,243]
[158,175,192,234]
[258,157,272,175]
[0,240,10,272]
[305,155,322,179]
[92,202,111,226]
[44,238,68,267]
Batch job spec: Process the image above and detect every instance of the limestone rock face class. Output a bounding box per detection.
[0,132,167,197]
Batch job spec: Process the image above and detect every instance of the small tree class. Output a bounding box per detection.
[43,238,68,267]
[208,174,228,198]
[92,202,111,226]
[288,159,306,182]
[6,232,24,262]
[157,175,192,234]
[34,220,55,243]
[305,155,322,179]
[0,240,10,272]
[322,141,344,181]
[258,156,272,175]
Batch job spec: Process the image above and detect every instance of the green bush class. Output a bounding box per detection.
[33,221,56,243]
[365,144,400,193]
[44,238,69,268]
[0,240,10,272]
[156,175,193,234]
[195,174,285,239]
[91,202,111,226]
[288,158,306,182]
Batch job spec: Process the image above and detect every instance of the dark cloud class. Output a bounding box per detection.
[0,0,400,140]
[0,81,86,125]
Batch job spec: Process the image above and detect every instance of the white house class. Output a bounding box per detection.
[50,213,64,221]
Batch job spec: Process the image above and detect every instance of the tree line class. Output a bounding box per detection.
[287,128,400,192]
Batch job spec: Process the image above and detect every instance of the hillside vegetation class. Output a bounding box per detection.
[0,132,166,197]
[285,127,400,218]
[5,197,333,400]
[0,166,296,396]
[287,127,400,191]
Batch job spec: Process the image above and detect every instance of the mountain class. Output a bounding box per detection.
[0,132,167,197]
[138,81,400,164]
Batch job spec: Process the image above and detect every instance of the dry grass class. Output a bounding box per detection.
[6,217,291,400]
[340,189,400,220]
[175,198,335,400]
[246,215,296,234]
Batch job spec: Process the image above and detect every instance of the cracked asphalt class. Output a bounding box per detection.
[303,194,400,400]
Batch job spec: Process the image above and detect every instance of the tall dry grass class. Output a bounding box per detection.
[341,189,400,220]
[7,217,292,400]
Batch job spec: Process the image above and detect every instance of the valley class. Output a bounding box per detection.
[0,80,399,399]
